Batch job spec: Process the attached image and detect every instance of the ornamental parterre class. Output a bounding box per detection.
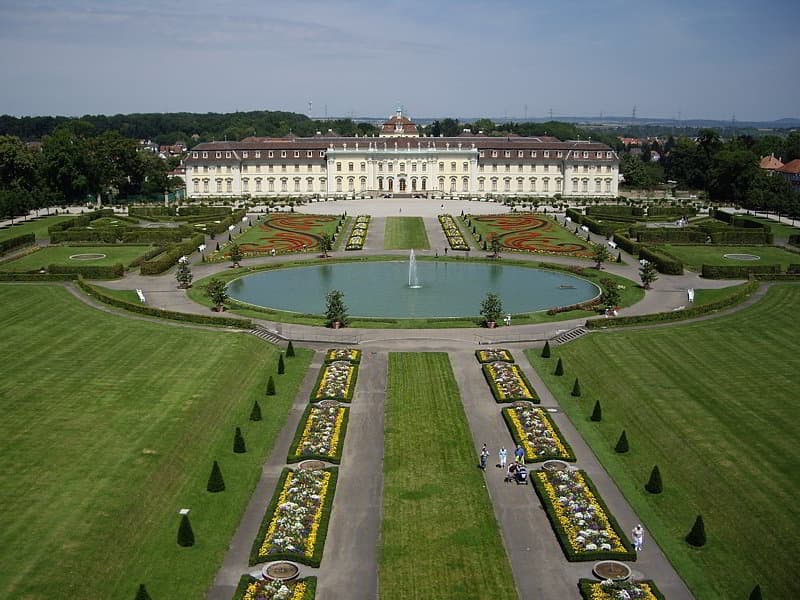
[289,405,348,463]
[255,468,333,564]
[438,215,469,250]
[345,215,370,250]
[482,361,537,402]
[239,577,314,600]
[503,406,576,462]
[578,578,663,600]
[324,348,361,364]
[475,348,514,364]
[312,361,357,402]
[532,468,635,561]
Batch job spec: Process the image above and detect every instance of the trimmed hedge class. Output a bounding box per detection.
[501,407,576,462]
[248,467,338,567]
[140,233,205,275]
[531,469,637,562]
[49,263,124,279]
[286,403,350,464]
[648,205,696,218]
[701,264,781,279]
[0,272,76,281]
[578,579,664,600]
[789,234,800,247]
[586,281,758,329]
[76,279,253,328]
[638,246,683,275]
[636,228,707,244]
[47,209,114,233]
[232,576,317,600]
[50,228,120,244]
[0,233,35,255]
[586,205,640,217]
[612,232,641,255]
[122,227,192,243]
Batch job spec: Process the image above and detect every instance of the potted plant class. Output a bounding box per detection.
[480,292,503,328]
[325,289,348,328]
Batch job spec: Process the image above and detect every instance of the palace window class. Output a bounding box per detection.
[242,179,249,192]
[504,151,511,158]
[607,151,613,158]
[268,151,274,158]
[226,179,232,192]
[421,178,427,191]
[544,164,550,172]
[348,162,354,172]
[255,151,261,158]
[503,178,511,192]
[479,165,485,172]
[529,177,537,191]
[193,179,200,193]
[360,177,366,190]
[491,178,498,192]
[306,178,314,192]
[281,165,287,172]
[216,179,223,193]
[582,179,588,192]
[451,162,456,171]
[597,152,603,158]
[583,165,589,173]
[203,179,209,193]
[388,163,393,172]
[543,178,549,192]
[492,164,498,172]
[531,151,537,157]
[439,162,444,170]
[462,177,469,192]
[193,152,198,158]
[478,178,485,192]
[294,178,301,192]
[361,162,366,171]
[505,164,510,172]
[606,179,612,192]
[242,152,248,158]
[336,178,342,192]
[348,177,354,192]
[517,178,524,192]
[268,165,274,172]
[294,151,300,158]
[203,166,209,173]
[492,151,498,158]
[268,179,274,192]
[421,162,426,172]
[216,152,221,158]
[572,178,579,193]
[583,152,589,158]
[450,178,456,192]
[438,177,445,189]
[308,151,314,158]
[281,178,288,192]
[378,162,384,171]
[518,164,523,172]
[595,178,602,192]
[463,162,468,171]
[556,151,562,158]
[518,151,523,158]
[226,152,231,158]
[320,151,325,158]
[255,178,262,192]
[544,151,549,158]
[411,162,417,172]
[336,162,342,172]
[307,164,313,172]
[202,152,208,158]
[281,151,287,158]
[294,164,300,172]
[479,151,485,157]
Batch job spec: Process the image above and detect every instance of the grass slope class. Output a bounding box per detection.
[0,284,311,600]
[380,353,516,600]
[526,285,800,599]
[0,214,74,242]
[383,217,430,249]
[0,245,152,271]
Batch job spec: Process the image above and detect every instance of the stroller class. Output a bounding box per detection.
[505,463,528,484]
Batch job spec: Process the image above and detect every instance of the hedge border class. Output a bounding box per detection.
[475,349,515,364]
[501,407,576,463]
[531,469,637,562]
[76,279,253,328]
[248,467,339,568]
[0,272,76,281]
[481,363,539,403]
[701,263,781,279]
[286,403,350,464]
[577,578,664,600]
[0,233,35,255]
[309,362,359,403]
[49,263,124,279]
[232,575,318,600]
[323,349,362,364]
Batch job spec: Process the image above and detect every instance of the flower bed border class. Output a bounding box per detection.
[501,407,576,462]
[323,348,362,364]
[310,362,359,403]
[345,215,370,251]
[438,214,470,250]
[531,469,636,562]
[249,467,339,568]
[481,363,538,403]
[233,574,317,600]
[287,403,350,464]
[474,348,514,364]
[578,578,664,600]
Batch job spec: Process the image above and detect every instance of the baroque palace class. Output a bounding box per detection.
[184,109,619,199]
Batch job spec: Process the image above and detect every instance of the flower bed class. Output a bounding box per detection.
[438,215,470,250]
[475,348,514,364]
[531,468,636,561]
[323,348,362,364]
[502,406,575,462]
[578,578,664,600]
[345,215,370,250]
[310,360,358,402]
[250,467,338,567]
[233,575,317,600]
[482,361,537,402]
[288,404,349,464]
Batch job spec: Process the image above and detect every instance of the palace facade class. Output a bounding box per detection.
[184,110,619,199]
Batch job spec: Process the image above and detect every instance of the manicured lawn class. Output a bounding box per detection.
[224,214,343,255]
[526,285,800,599]
[380,353,516,600]
[383,217,430,249]
[0,284,312,600]
[0,214,74,242]
[737,215,800,239]
[465,214,593,257]
[657,244,798,270]
[0,245,153,271]
[692,282,751,306]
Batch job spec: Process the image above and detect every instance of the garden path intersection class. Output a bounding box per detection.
[71,199,759,599]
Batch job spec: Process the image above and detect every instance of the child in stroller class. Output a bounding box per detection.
[505,463,528,484]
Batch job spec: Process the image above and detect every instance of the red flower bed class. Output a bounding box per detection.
[471,215,591,256]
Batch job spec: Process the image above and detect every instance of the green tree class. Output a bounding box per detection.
[600,278,621,311]
[175,259,192,289]
[592,244,611,269]
[177,514,195,547]
[615,430,629,453]
[639,260,658,289]
[685,515,706,547]
[479,292,503,326]
[590,400,602,422]
[645,465,663,493]
[554,357,564,376]
[134,583,153,600]
[250,400,263,421]
[206,460,225,493]
[286,341,295,357]
[571,378,581,397]
[233,427,247,453]
[278,353,285,374]
[319,232,332,258]
[205,278,227,311]
[541,340,551,358]
[325,289,348,327]
[490,235,501,258]
[229,243,242,268]
[266,375,276,396]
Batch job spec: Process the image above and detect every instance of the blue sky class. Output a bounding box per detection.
[0,0,797,120]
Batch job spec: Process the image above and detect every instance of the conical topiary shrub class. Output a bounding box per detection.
[250,400,262,421]
[571,378,581,397]
[266,376,275,396]
[590,400,602,422]
[134,584,152,600]
[286,341,295,357]
[617,251,622,263]
[207,460,225,493]
[541,340,551,358]
[645,465,663,494]
[615,430,629,453]
[277,354,285,375]
[749,585,762,600]
[554,357,564,376]
[685,515,706,547]
[233,427,247,454]
[177,514,195,547]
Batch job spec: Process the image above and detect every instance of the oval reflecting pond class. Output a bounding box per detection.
[227,261,600,318]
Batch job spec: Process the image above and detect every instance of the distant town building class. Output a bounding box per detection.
[184,110,619,199]
[759,154,784,173]
[777,159,800,191]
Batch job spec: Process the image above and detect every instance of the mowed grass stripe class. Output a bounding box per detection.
[526,285,800,599]
[383,217,430,249]
[0,284,312,600]
[380,353,515,600]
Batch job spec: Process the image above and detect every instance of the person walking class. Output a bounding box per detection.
[514,444,525,464]
[632,524,644,551]
[498,446,507,469]
[479,444,489,470]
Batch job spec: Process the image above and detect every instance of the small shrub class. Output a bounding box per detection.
[614,430,629,453]
[749,584,762,600]
[616,251,622,263]
[685,514,706,547]
[571,378,581,397]
[554,357,564,376]
[207,460,225,493]
[177,514,195,547]
[645,465,663,493]
[134,584,152,600]
[278,353,285,374]
[286,341,295,357]
[541,340,551,358]
[266,376,276,396]
[233,427,247,453]
[250,400,263,421]
[590,400,602,422]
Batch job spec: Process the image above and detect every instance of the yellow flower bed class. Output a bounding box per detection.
[584,580,659,600]
[484,362,534,401]
[324,348,361,363]
[242,579,309,600]
[313,361,356,401]
[507,407,573,461]
[294,406,347,460]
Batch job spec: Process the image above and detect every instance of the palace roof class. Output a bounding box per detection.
[759,154,784,170]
